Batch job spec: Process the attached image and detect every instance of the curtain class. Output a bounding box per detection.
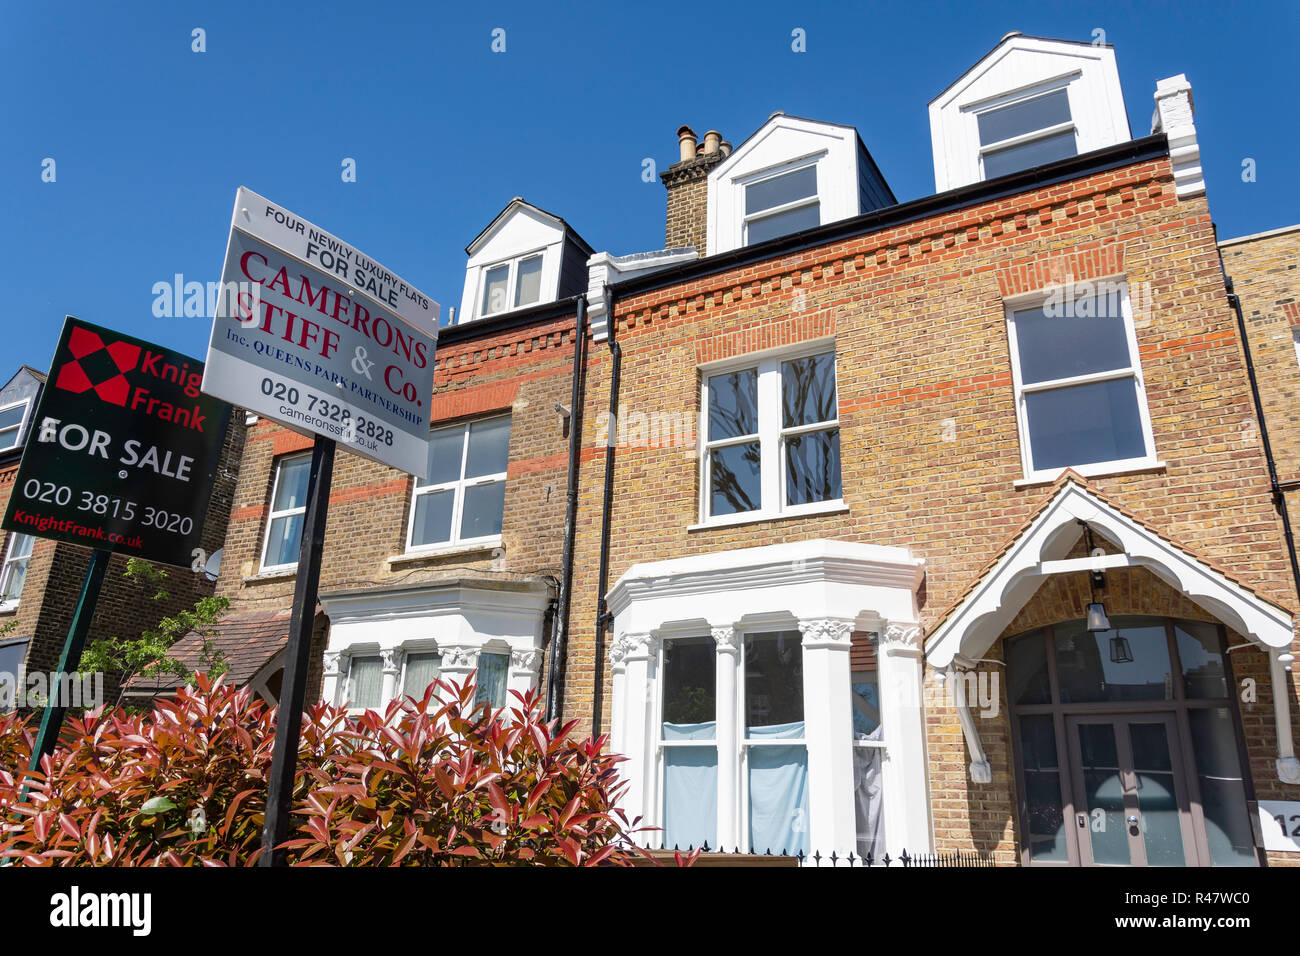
[402,652,442,699]
[474,651,510,710]
[348,656,382,709]
[853,725,886,860]
[663,721,717,850]
[747,721,809,855]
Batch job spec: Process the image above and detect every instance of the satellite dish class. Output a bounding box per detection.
[203,548,223,582]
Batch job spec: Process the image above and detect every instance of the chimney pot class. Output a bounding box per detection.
[719,140,732,158]
[702,130,722,155]
[677,125,698,162]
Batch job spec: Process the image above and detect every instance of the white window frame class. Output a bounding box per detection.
[654,636,719,850]
[973,83,1077,181]
[0,532,35,609]
[405,415,509,554]
[0,399,29,451]
[478,251,545,318]
[259,452,311,572]
[697,340,843,527]
[738,156,822,247]
[1005,281,1159,484]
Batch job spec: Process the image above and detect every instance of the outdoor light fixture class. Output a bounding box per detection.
[1079,521,1113,634]
[1108,632,1133,663]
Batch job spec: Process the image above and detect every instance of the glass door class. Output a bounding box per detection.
[1067,714,1197,866]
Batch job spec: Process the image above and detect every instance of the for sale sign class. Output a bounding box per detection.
[201,188,439,476]
[1,317,232,567]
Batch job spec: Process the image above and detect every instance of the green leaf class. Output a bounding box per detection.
[140,796,177,815]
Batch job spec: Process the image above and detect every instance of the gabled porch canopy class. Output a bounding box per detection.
[926,473,1295,670]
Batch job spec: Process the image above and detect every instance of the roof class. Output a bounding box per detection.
[928,33,1115,104]
[464,197,595,257]
[122,606,310,694]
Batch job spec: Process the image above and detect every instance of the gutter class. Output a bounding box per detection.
[545,297,588,723]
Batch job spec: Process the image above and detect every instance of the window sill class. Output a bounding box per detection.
[1014,460,1167,489]
[243,566,298,583]
[688,501,849,532]
[388,538,503,566]
[0,601,17,615]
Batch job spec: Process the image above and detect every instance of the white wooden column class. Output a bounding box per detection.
[712,624,740,850]
[609,638,629,762]
[320,651,344,706]
[380,648,401,706]
[878,623,932,853]
[799,618,856,856]
[619,632,659,841]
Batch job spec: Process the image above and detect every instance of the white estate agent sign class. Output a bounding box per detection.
[202,187,439,476]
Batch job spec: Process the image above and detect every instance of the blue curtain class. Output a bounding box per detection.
[663,721,717,850]
[747,721,809,855]
[474,652,510,710]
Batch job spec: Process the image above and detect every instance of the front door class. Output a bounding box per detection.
[1067,714,1198,866]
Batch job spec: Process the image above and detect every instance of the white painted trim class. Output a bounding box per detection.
[1218,223,1300,248]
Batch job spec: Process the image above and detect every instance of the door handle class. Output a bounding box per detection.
[1077,813,1087,828]
[1127,814,1139,835]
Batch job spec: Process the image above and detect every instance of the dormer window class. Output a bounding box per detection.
[743,163,820,245]
[976,88,1077,179]
[481,253,544,317]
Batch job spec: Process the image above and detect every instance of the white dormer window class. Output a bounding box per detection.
[976,87,1077,179]
[480,253,544,317]
[743,162,821,245]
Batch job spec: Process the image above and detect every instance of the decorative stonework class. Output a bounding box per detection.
[618,632,659,661]
[322,651,343,676]
[798,618,854,647]
[711,625,738,653]
[380,649,401,674]
[440,646,475,669]
[881,622,923,651]
[511,648,542,673]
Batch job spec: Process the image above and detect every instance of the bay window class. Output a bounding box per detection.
[401,651,442,700]
[1007,286,1156,482]
[408,415,510,551]
[660,636,718,850]
[701,346,841,524]
[261,453,311,571]
[346,654,383,710]
[850,632,886,859]
[473,650,510,710]
[742,631,809,855]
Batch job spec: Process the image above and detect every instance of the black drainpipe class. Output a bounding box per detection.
[545,296,588,723]
[1220,254,1300,607]
[593,289,621,736]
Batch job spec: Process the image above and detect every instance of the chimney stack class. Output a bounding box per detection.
[661,122,727,252]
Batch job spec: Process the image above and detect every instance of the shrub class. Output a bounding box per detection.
[0,674,672,866]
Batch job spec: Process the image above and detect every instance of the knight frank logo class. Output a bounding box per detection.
[53,325,142,406]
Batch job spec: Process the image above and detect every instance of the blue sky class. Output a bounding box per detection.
[2,0,1296,372]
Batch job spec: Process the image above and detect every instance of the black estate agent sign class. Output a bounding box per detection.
[2,317,231,567]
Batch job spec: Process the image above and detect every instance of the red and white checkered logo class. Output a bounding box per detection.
[53,325,142,406]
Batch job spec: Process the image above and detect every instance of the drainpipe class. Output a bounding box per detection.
[594,289,622,736]
[545,296,588,723]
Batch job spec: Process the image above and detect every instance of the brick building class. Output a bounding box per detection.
[555,34,1300,867]
[0,364,243,711]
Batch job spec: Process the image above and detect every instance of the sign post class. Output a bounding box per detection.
[200,188,437,865]
[1,317,232,773]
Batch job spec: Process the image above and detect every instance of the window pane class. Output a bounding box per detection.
[745,166,817,215]
[1025,377,1147,471]
[1013,304,1132,385]
[852,744,885,859]
[977,90,1071,146]
[264,513,303,567]
[1188,707,1257,866]
[744,632,803,733]
[664,747,717,850]
[514,256,543,307]
[474,651,510,710]
[0,405,25,431]
[482,264,510,315]
[785,428,841,506]
[402,652,442,699]
[272,456,311,512]
[746,203,821,245]
[1129,721,1186,866]
[1054,618,1173,703]
[460,481,506,539]
[1175,621,1228,698]
[851,672,881,737]
[8,534,33,561]
[348,656,383,709]
[748,743,809,855]
[411,488,454,546]
[707,369,757,439]
[1019,715,1068,862]
[420,427,465,487]
[1,557,27,602]
[1007,630,1052,705]
[465,417,511,478]
[781,353,837,427]
[663,636,715,734]
[709,442,760,516]
[982,130,1077,178]
[1076,722,1130,864]
[0,640,27,712]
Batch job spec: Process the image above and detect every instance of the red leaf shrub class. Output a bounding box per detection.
[0,674,664,866]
